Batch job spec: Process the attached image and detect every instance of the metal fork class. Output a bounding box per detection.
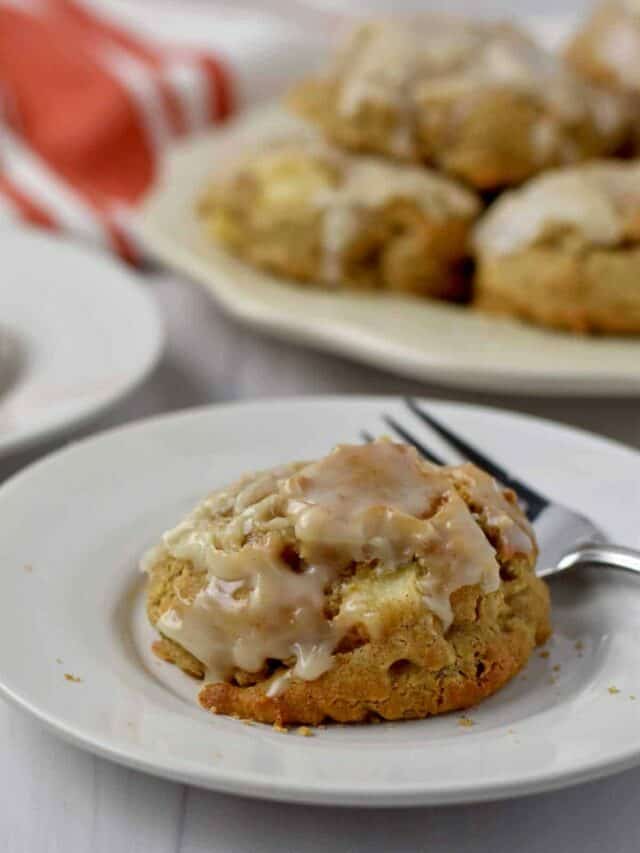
[364,398,640,579]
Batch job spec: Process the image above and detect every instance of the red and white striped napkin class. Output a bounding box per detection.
[0,0,334,263]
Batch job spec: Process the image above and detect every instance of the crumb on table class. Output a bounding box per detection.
[64,673,82,683]
[273,722,288,734]
[575,640,584,651]
[539,651,550,659]
[608,686,620,695]
[552,665,561,672]
[458,716,474,728]
[296,726,314,737]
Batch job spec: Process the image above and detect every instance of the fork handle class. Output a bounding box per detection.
[557,544,640,576]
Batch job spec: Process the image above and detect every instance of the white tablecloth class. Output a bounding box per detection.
[2,273,640,852]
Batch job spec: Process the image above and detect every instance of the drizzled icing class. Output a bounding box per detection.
[284,440,448,565]
[312,157,479,283]
[145,441,535,688]
[415,491,500,628]
[473,160,640,257]
[598,18,640,87]
[577,1,640,89]
[157,542,335,684]
[232,139,479,285]
[325,16,626,151]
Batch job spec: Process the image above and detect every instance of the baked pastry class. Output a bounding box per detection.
[473,160,640,333]
[197,138,480,299]
[289,15,629,189]
[143,439,550,725]
[567,2,640,97]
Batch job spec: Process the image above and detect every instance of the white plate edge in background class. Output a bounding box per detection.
[0,229,165,457]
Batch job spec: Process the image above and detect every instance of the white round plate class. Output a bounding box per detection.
[138,92,640,396]
[0,396,639,806]
[0,229,164,457]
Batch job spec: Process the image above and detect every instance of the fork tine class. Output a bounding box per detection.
[360,429,375,443]
[382,415,445,466]
[406,398,510,482]
[404,398,548,520]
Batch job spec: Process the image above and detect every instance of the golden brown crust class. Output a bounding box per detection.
[145,445,549,726]
[290,81,626,190]
[289,13,630,191]
[148,555,550,725]
[566,2,640,92]
[147,557,206,678]
[565,2,640,154]
[474,244,640,334]
[198,573,550,725]
[197,141,479,300]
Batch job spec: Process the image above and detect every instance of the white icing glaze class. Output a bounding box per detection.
[329,16,624,143]
[284,442,451,575]
[266,670,293,698]
[145,441,535,688]
[320,204,359,284]
[597,12,640,88]
[312,156,478,283]
[234,139,479,285]
[473,161,640,256]
[157,541,335,683]
[287,438,445,519]
[416,492,499,629]
[313,158,478,221]
[449,463,535,560]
